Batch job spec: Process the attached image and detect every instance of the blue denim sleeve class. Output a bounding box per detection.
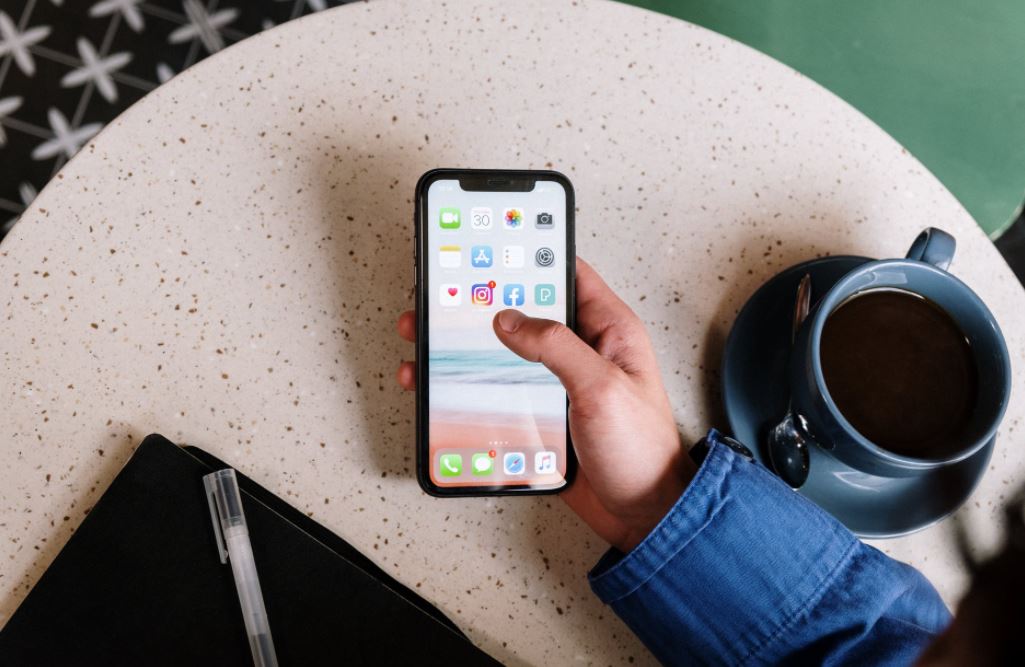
[588,432,952,666]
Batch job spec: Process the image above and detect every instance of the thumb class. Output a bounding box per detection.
[493,309,613,396]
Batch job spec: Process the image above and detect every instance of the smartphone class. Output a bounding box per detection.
[414,169,576,496]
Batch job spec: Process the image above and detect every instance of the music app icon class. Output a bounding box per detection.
[534,451,557,475]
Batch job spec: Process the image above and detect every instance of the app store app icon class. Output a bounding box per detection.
[471,245,493,268]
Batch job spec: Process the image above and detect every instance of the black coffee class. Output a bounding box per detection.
[819,289,977,459]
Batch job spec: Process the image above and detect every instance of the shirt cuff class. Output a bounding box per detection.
[587,431,860,662]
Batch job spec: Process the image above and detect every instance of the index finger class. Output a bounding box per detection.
[574,257,643,344]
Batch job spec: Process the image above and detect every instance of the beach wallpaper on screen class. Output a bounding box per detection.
[426,178,569,486]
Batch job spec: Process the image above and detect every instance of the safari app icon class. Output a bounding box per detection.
[503,452,525,475]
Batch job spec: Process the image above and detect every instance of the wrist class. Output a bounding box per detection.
[615,453,696,552]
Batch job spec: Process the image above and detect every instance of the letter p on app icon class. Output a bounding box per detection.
[535,284,556,306]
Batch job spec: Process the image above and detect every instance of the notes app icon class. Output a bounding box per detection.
[439,245,461,269]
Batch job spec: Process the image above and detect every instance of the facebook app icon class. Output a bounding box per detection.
[503,283,525,306]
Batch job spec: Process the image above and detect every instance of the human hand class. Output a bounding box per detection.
[396,258,695,553]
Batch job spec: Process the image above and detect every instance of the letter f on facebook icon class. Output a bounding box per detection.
[503,283,525,306]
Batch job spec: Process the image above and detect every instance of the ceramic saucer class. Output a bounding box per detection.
[721,256,995,538]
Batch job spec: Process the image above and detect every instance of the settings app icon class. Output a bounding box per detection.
[534,247,555,267]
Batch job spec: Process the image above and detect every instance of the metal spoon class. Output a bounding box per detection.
[767,274,816,488]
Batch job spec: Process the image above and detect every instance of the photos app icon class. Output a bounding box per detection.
[503,208,524,230]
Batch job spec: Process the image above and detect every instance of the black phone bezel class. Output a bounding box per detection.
[414,168,577,497]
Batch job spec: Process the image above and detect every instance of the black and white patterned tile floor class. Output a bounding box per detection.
[5,1,1025,290]
[0,0,355,237]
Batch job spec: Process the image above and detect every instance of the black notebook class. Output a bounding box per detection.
[0,434,499,666]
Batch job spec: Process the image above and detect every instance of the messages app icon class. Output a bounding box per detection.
[471,453,494,476]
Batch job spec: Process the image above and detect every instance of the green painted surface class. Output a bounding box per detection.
[623,0,1025,237]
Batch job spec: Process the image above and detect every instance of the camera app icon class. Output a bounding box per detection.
[471,281,495,306]
[536,212,554,229]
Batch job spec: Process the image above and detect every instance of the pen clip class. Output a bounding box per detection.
[203,474,229,564]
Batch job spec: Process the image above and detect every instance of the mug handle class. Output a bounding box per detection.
[906,227,956,271]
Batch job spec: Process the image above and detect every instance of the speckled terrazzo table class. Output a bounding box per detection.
[2,0,1024,664]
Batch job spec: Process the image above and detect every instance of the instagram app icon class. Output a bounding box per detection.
[471,281,496,306]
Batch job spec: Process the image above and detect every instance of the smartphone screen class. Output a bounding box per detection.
[415,170,575,495]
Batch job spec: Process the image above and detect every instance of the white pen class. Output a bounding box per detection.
[204,468,279,667]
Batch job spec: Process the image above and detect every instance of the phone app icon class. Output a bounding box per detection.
[471,207,493,231]
[535,451,557,474]
[535,284,556,306]
[439,454,462,477]
[536,212,554,229]
[503,208,524,230]
[439,284,461,306]
[503,452,525,475]
[439,245,461,269]
[535,247,555,267]
[503,283,525,306]
[471,281,495,306]
[503,245,525,268]
[471,453,494,476]
[439,207,461,229]
[471,245,493,268]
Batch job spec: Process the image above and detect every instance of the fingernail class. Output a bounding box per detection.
[497,309,524,333]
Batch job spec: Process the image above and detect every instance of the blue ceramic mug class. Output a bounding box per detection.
[790,228,1011,478]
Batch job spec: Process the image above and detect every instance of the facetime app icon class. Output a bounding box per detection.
[439,208,461,229]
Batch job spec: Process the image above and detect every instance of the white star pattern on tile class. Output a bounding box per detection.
[0,95,22,147]
[2,0,352,241]
[156,62,175,83]
[89,0,146,33]
[0,11,52,77]
[31,108,103,161]
[169,1,239,54]
[275,0,327,12]
[1,182,35,234]
[18,181,36,207]
[61,38,133,102]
